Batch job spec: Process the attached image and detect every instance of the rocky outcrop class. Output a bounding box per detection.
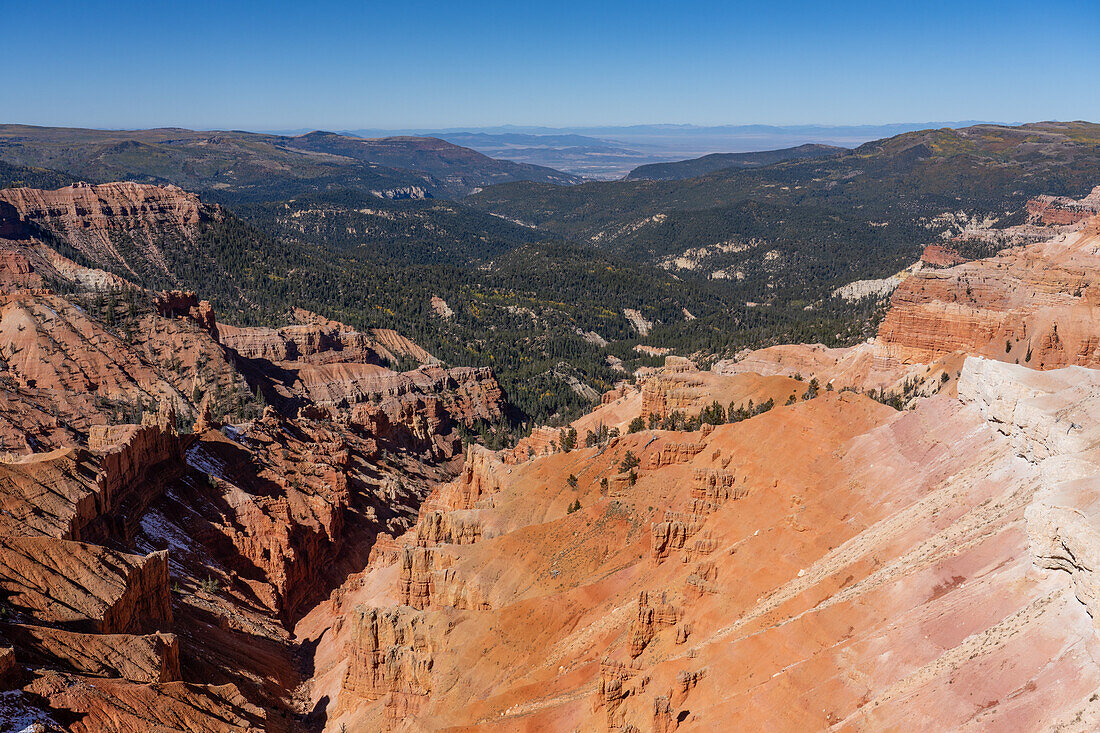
[0,182,209,278]
[959,357,1100,620]
[628,591,683,658]
[397,546,488,611]
[187,412,353,620]
[4,627,180,683]
[0,411,185,543]
[0,645,18,690]
[219,308,435,368]
[269,363,504,459]
[642,373,709,419]
[0,447,102,539]
[595,660,646,729]
[0,538,170,634]
[921,243,968,267]
[651,511,708,564]
[646,440,705,469]
[25,672,265,733]
[424,444,505,512]
[0,182,203,230]
[0,249,43,292]
[311,352,1100,730]
[154,290,217,336]
[876,212,1100,368]
[415,510,482,546]
[0,200,29,240]
[1027,185,1100,226]
[88,417,187,542]
[504,425,559,463]
[398,546,437,610]
[690,467,746,508]
[429,296,453,319]
[341,606,433,719]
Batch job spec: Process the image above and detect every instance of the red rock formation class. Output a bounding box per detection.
[646,440,705,468]
[595,660,646,729]
[4,626,180,683]
[0,182,210,281]
[876,215,1100,368]
[220,309,436,368]
[0,249,42,291]
[0,184,509,729]
[154,290,217,336]
[10,180,1100,731]
[628,591,683,658]
[0,200,28,240]
[25,671,266,732]
[0,646,18,690]
[642,360,807,418]
[651,511,708,563]
[184,413,352,620]
[422,444,506,513]
[303,342,1100,731]
[504,425,559,463]
[921,243,968,267]
[0,414,184,543]
[1026,185,1100,226]
[0,538,170,634]
[341,606,433,718]
[415,510,482,546]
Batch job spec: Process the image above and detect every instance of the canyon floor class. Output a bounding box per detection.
[0,182,1099,731]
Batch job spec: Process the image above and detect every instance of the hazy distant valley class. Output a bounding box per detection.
[337,121,1001,178]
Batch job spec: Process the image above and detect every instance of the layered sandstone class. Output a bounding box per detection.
[0,182,209,279]
[0,538,171,634]
[154,289,217,336]
[1026,185,1100,226]
[876,212,1100,368]
[921,243,968,267]
[220,308,436,368]
[4,626,180,683]
[642,357,805,419]
[7,177,1100,731]
[25,671,266,733]
[0,183,507,729]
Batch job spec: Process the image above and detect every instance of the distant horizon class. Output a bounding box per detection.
[0,118,1077,180]
[0,119,1042,136]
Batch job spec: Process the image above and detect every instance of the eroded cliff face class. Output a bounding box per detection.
[299,350,1100,732]
[0,182,209,280]
[713,194,1100,404]
[1026,185,1100,226]
[219,308,436,368]
[876,207,1100,369]
[0,204,506,730]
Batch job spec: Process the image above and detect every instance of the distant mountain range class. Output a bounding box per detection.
[336,122,1004,178]
[0,125,581,202]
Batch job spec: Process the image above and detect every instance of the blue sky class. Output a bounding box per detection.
[4,0,1098,130]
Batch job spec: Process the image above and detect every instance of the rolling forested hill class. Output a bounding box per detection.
[625,143,845,180]
[0,125,581,201]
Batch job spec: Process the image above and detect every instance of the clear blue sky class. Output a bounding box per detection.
[4,0,1098,130]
